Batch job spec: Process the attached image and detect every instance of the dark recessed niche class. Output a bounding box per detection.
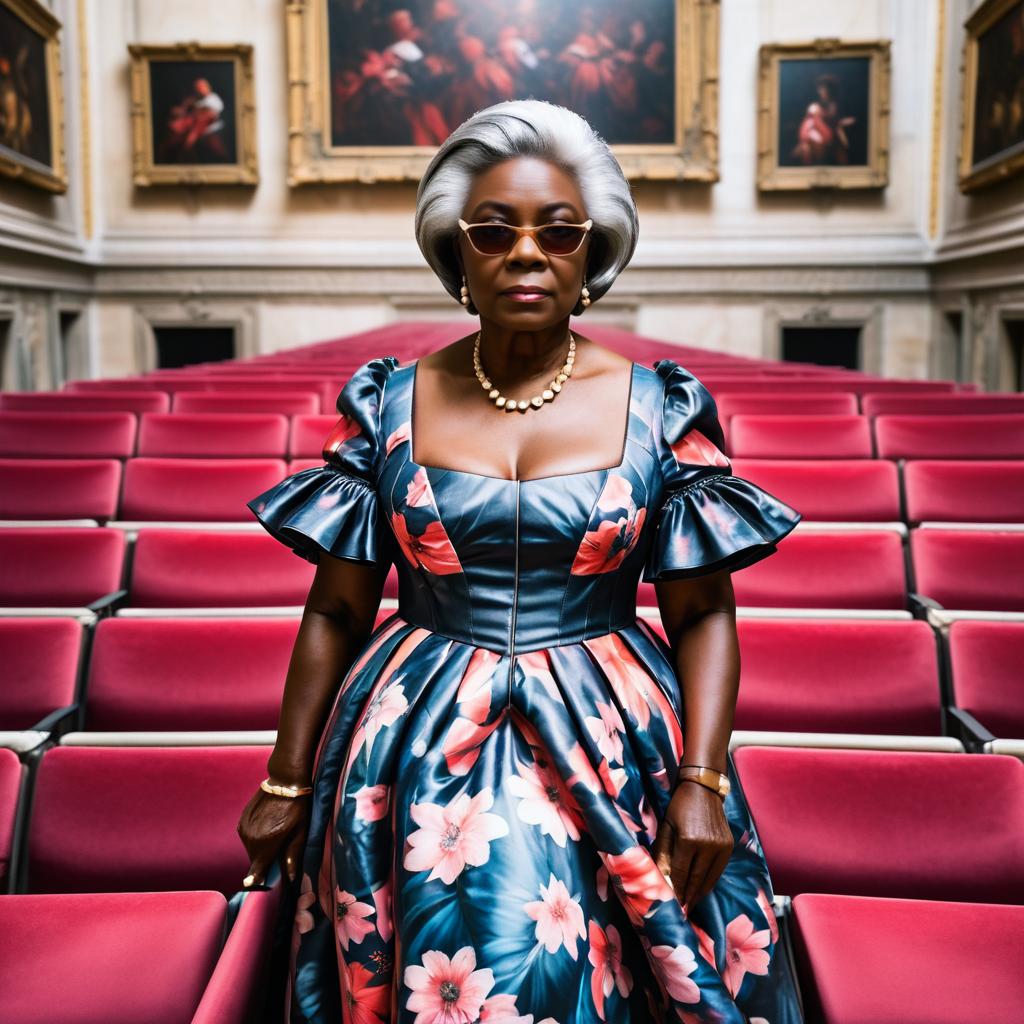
[781,324,861,369]
[153,325,236,369]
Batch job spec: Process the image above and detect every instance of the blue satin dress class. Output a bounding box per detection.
[247,355,803,1024]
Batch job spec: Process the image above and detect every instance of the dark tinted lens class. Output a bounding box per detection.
[467,225,517,254]
[536,225,586,254]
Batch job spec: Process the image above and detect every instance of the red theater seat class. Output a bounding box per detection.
[25,743,270,895]
[172,391,320,416]
[903,460,1024,524]
[0,391,170,414]
[734,618,941,735]
[0,411,136,458]
[119,457,287,521]
[0,747,23,889]
[948,619,1024,739]
[289,414,338,457]
[875,413,1024,459]
[728,414,873,459]
[911,528,1024,612]
[716,393,859,420]
[0,459,122,521]
[128,528,313,608]
[137,413,288,458]
[733,746,1024,902]
[790,894,1024,1024]
[730,459,900,521]
[84,617,298,730]
[862,392,1024,417]
[0,527,126,609]
[0,618,83,730]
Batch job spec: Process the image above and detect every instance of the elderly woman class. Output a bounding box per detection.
[239,98,802,1024]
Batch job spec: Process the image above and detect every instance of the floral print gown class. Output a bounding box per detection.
[247,355,804,1024]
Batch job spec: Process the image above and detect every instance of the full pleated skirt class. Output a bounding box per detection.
[284,613,804,1024]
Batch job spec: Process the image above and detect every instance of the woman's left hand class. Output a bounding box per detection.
[650,780,733,910]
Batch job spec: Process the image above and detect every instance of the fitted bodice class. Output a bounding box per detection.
[378,361,659,654]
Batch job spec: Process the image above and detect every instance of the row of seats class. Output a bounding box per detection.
[5,407,1024,460]
[5,455,1024,525]
[2,613,1020,751]
[0,739,1019,1019]
[3,524,1022,615]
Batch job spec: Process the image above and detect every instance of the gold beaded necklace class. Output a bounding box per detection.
[472,330,575,413]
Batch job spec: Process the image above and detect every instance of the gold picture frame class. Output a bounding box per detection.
[284,0,720,185]
[958,0,1024,193]
[757,38,891,191]
[128,42,258,187]
[0,0,67,193]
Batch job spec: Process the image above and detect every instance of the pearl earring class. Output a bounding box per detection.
[460,275,470,307]
[580,283,591,309]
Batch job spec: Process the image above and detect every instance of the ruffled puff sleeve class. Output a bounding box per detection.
[642,359,802,582]
[246,356,399,566]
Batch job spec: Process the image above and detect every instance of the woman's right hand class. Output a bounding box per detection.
[237,783,312,886]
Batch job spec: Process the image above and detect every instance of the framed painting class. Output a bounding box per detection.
[128,42,258,186]
[0,0,66,193]
[285,0,720,184]
[958,0,1024,192]
[757,38,891,191]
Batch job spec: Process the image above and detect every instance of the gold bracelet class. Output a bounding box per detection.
[677,764,730,800]
[260,777,313,798]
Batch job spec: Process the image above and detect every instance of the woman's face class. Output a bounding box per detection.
[457,156,591,326]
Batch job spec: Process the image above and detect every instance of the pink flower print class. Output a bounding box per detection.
[340,957,390,1024]
[322,413,362,460]
[586,701,625,764]
[647,943,701,1005]
[334,887,376,951]
[507,756,583,848]
[670,427,730,468]
[371,876,393,942]
[587,920,633,1020]
[722,913,771,997]
[595,863,610,901]
[479,993,533,1023]
[517,649,563,703]
[403,787,510,885]
[406,466,434,508]
[295,872,316,934]
[443,649,502,775]
[404,946,495,1024]
[360,679,408,759]
[691,920,717,967]
[391,511,464,575]
[599,846,675,926]
[353,784,390,822]
[566,741,602,794]
[595,472,634,513]
[386,420,411,456]
[523,873,587,960]
[570,507,647,575]
[755,886,780,944]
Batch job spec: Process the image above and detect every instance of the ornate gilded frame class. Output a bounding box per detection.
[0,0,67,193]
[127,42,258,186]
[285,0,720,185]
[757,38,891,191]
[958,0,1024,193]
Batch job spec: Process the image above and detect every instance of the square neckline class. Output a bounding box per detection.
[406,358,637,484]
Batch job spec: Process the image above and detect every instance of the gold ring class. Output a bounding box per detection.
[243,873,256,887]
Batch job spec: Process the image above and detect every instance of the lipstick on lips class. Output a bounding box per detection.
[501,285,551,302]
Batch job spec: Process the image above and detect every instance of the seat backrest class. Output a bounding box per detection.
[731,459,900,521]
[717,393,859,419]
[862,393,1024,417]
[734,745,1024,902]
[875,414,1024,459]
[289,415,338,458]
[26,744,271,894]
[137,413,288,458]
[128,528,314,607]
[0,618,83,729]
[903,460,1024,524]
[0,412,136,458]
[948,619,1024,737]
[735,617,940,734]
[0,459,122,520]
[172,391,320,416]
[0,391,170,414]
[0,527,126,606]
[911,528,1024,612]
[731,529,907,609]
[86,616,299,730]
[120,457,288,521]
[728,415,873,459]
[0,748,23,889]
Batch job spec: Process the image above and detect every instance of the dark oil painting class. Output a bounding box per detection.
[971,0,1024,167]
[0,2,52,169]
[148,59,238,165]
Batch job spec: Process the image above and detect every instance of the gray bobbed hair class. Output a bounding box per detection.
[415,99,639,317]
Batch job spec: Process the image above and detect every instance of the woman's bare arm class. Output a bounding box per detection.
[267,554,391,786]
